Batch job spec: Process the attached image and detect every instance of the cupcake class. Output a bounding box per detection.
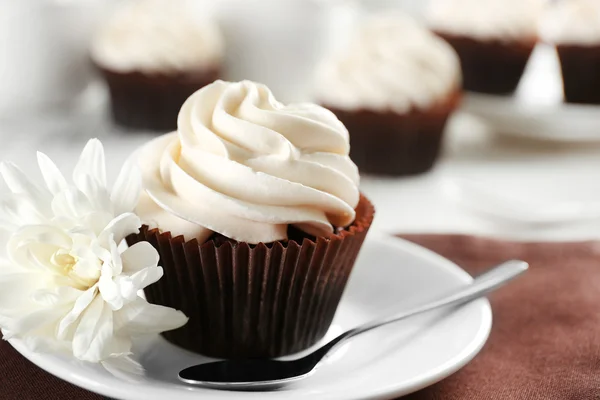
[540,0,600,104]
[428,0,542,95]
[314,14,461,176]
[127,80,375,358]
[91,0,224,131]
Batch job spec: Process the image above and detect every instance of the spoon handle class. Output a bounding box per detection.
[318,260,528,360]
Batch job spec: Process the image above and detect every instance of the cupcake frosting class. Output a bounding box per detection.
[427,0,543,41]
[539,0,600,45]
[315,14,460,113]
[91,0,223,73]
[137,80,360,244]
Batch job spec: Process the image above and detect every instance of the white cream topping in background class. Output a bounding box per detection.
[315,13,461,113]
[137,80,360,244]
[427,0,543,41]
[91,0,224,73]
[539,0,600,45]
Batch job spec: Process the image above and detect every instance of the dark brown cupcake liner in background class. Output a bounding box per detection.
[435,32,535,95]
[95,65,220,132]
[325,91,460,177]
[556,44,600,105]
[127,195,375,359]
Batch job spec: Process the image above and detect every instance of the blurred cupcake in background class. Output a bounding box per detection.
[540,0,600,105]
[91,0,224,131]
[428,0,542,95]
[315,13,461,176]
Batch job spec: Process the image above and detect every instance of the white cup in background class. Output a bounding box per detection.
[214,0,360,103]
[0,0,115,116]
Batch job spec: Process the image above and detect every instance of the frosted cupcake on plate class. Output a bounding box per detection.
[127,80,375,358]
[91,0,224,131]
[540,0,600,104]
[428,0,542,94]
[315,14,461,176]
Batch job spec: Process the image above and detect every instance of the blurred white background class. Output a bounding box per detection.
[1,0,600,243]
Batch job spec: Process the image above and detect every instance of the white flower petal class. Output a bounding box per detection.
[0,194,48,230]
[25,248,57,273]
[71,256,101,283]
[7,225,71,272]
[57,285,97,339]
[73,139,107,193]
[98,263,123,311]
[114,297,188,335]
[0,269,47,312]
[130,266,163,291]
[7,241,49,273]
[31,286,81,307]
[101,356,145,381]
[98,213,141,248]
[37,152,68,195]
[0,162,51,213]
[79,174,113,215]
[0,199,21,231]
[6,304,70,339]
[52,187,93,220]
[12,225,72,249]
[121,242,159,274]
[72,296,114,362]
[119,277,137,303]
[0,316,15,333]
[82,212,114,238]
[0,272,32,305]
[21,335,71,356]
[110,234,123,276]
[111,161,142,215]
[90,242,112,266]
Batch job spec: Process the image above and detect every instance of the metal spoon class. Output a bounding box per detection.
[179,260,528,391]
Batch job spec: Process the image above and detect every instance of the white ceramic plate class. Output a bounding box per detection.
[462,43,600,142]
[10,233,492,400]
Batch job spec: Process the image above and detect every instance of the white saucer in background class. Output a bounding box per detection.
[462,43,600,143]
[11,233,491,400]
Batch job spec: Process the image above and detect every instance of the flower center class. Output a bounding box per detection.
[50,250,97,290]
[51,253,77,275]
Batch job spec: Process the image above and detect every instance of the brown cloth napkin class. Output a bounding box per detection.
[1,235,600,400]
[399,235,600,400]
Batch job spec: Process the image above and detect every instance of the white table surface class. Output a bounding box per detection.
[2,90,600,243]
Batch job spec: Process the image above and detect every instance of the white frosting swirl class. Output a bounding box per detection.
[427,0,543,41]
[315,14,461,113]
[91,0,224,73]
[137,80,360,244]
[540,0,600,45]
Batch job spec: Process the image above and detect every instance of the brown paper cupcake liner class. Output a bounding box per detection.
[556,44,600,105]
[127,195,375,358]
[96,65,220,132]
[436,32,535,95]
[326,92,460,176]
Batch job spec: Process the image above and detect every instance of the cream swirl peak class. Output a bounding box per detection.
[427,0,543,41]
[91,0,223,74]
[315,13,460,113]
[138,80,360,244]
[539,0,600,45]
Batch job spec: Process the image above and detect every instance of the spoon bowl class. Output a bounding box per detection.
[179,359,316,391]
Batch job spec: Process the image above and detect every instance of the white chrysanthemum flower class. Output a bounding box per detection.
[0,139,188,379]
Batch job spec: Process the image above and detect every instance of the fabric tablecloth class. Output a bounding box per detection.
[2,235,600,400]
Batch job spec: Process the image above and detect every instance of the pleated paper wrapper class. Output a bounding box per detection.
[127,195,375,358]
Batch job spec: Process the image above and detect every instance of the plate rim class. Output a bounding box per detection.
[9,232,493,400]
[462,93,600,143]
